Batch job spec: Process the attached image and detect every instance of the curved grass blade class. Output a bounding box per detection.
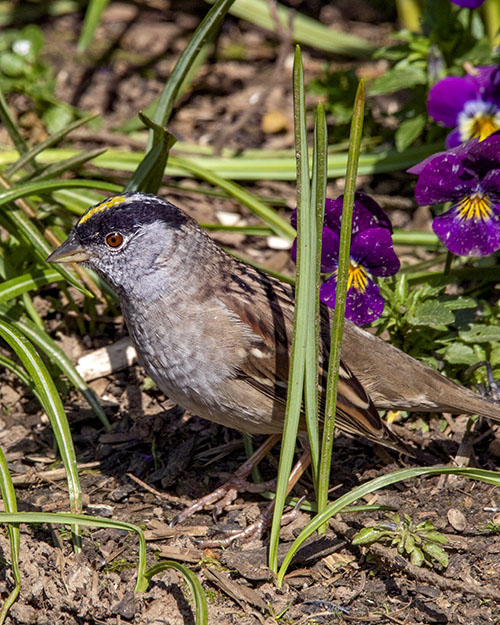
[147,0,237,143]
[278,466,500,583]
[0,207,89,295]
[209,0,374,57]
[171,156,295,240]
[0,512,148,592]
[145,562,208,625]
[0,178,121,207]
[1,309,110,429]
[26,148,107,183]
[0,269,63,304]
[6,114,99,177]
[0,89,29,160]
[0,449,20,625]
[0,320,82,518]
[0,353,36,392]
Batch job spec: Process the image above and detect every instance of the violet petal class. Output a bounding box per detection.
[432,202,500,256]
[427,77,478,126]
[320,275,385,326]
[350,228,401,276]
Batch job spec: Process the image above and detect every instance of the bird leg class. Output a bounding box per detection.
[171,433,281,525]
[199,448,312,548]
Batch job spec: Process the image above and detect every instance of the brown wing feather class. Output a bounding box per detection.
[219,259,407,452]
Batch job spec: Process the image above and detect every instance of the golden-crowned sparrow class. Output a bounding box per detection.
[47,193,500,449]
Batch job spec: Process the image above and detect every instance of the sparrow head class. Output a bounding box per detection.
[46,193,202,296]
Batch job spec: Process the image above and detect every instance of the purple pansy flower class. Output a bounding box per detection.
[450,0,485,7]
[427,65,500,148]
[408,133,500,257]
[291,193,400,326]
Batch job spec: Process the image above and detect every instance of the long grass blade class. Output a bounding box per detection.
[77,0,110,52]
[317,81,365,530]
[0,512,149,592]
[268,46,309,573]
[304,103,327,490]
[278,466,500,583]
[207,0,374,57]
[147,0,237,144]
[6,114,99,177]
[0,89,29,159]
[0,449,21,625]
[171,156,295,240]
[1,308,110,429]
[0,143,442,180]
[0,269,62,303]
[145,562,208,625]
[0,321,82,518]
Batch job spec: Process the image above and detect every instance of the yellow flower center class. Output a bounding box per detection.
[460,110,500,143]
[456,192,492,221]
[347,261,368,293]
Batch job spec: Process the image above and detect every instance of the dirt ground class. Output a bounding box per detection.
[1,1,500,624]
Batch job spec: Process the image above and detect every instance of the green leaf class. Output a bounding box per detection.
[421,531,448,545]
[395,114,426,151]
[410,546,425,567]
[369,63,427,96]
[459,324,500,343]
[404,534,415,554]
[441,296,478,311]
[43,105,74,134]
[0,51,25,77]
[441,342,477,365]
[422,542,449,567]
[408,300,455,328]
[352,526,387,545]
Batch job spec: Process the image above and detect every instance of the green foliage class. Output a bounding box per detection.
[0,25,74,132]
[308,0,500,150]
[375,276,500,387]
[353,512,449,568]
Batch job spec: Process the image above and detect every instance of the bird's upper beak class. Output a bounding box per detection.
[46,235,91,264]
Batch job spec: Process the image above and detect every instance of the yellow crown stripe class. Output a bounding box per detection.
[79,196,127,225]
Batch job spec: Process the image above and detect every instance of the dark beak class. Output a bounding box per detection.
[46,236,91,264]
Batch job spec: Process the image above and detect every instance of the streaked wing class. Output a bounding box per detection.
[220,258,407,453]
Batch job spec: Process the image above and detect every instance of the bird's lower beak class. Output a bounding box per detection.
[46,238,91,264]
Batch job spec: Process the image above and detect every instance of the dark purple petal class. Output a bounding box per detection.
[324,192,392,235]
[480,169,500,201]
[432,201,500,256]
[466,131,500,170]
[290,237,297,264]
[350,228,400,276]
[290,209,297,229]
[412,149,477,205]
[450,0,485,7]
[291,227,341,272]
[427,77,478,126]
[445,127,462,148]
[323,197,343,232]
[320,228,340,273]
[476,66,500,99]
[320,275,385,326]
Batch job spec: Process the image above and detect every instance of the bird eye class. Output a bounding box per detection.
[105,232,124,248]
